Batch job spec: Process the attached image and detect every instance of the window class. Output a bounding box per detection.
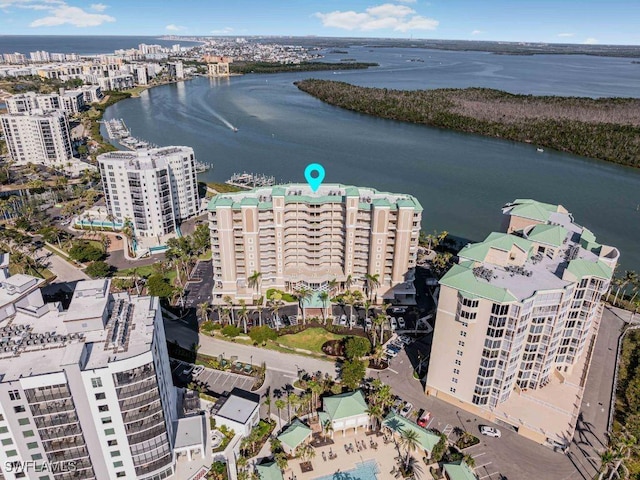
[9,390,20,401]
[0,413,4,421]
[454,359,461,366]
[98,405,109,412]
[96,393,106,400]
[105,428,115,435]
[91,377,103,388]
[1,438,13,446]
[116,473,126,478]
[108,440,118,446]
[14,405,25,413]
[6,449,17,457]
[113,461,123,468]
[452,377,458,383]
[23,430,34,438]
[456,350,463,357]
[449,387,456,393]
[458,340,465,347]
[111,450,121,457]
[18,418,29,425]
[32,454,43,460]
[460,331,467,337]
[0,426,8,434]
[27,442,38,449]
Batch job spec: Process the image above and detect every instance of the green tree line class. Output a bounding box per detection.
[295,79,640,168]
[230,61,378,74]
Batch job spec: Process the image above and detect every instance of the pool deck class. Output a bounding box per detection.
[285,429,413,480]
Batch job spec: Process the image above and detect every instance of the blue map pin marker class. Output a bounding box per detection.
[304,163,325,192]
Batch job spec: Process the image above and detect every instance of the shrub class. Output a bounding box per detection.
[84,260,111,278]
[344,336,371,360]
[221,324,240,338]
[340,359,366,390]
[249,325,277,345]
[146,274,174,298]
[68,241,104,262]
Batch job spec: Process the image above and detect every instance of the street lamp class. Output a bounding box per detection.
[250,355,253,366]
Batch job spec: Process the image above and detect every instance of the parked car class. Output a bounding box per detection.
[391,397,403,413]
[192,365,204,376]
[339,314,348,326]
[397,317,406,329]
[479,426,502,438]
[182,365,194,376]
[417,410,431,428]
[398,335,412,345]
[389,317,397,331]
[365,317,372,329]
[400,402,413,417]
[391,307,407,313]
[385,349,399,359]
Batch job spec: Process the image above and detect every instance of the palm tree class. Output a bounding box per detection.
[268,291,283,331]
[318,291,329,323]
[362,299,372,329]
[366,403,384,431]
[274,452,288,472]
[374,313,388,346]
[264,394,272,418]
[344,274,353,292]
[345,290,363,327]
[224,295,236,325]
[613,270,636,306]
[328,278,339,296]
[399,429,421,472]
[295,287,313,325]
[365,273,380,302]
[197,302,210,324]
[275,399,286,429]
[247,271,262,299]
[238,299,249,334]
[322,419,334,440]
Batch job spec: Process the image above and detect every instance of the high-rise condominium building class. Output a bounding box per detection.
[166,62,184,81]
[5,92,62,114]
[426,199,618,445]
[208,184,422,304]
[98,147,199,238]
[0,110,73,165]
[0,275,177,480]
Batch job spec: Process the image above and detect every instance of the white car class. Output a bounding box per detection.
[391,307,407,313]
[365,318,372,329]
[400,402,413,417]
[389,317,397,331]
[397,317,406,329]
[339,314,347,326]
[192,365,205,376]
[385,349,399,358]
[480,426,502,438]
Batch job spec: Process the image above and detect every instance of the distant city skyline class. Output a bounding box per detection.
[0,0,638,45]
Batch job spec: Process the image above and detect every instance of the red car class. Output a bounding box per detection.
[417,410,431,428]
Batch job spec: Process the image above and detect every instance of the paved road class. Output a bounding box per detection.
[38,248,89,283]
[185,261,214,310]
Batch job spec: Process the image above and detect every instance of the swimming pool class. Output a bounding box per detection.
[312,459,380,480]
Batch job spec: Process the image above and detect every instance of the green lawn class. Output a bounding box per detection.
[115,265,177,281]
[206,182,243,193]
[277,328,346,353]
[266,288,296,303]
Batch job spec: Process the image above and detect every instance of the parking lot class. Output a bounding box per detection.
[170,359,255,395]
[184,261,214,310]
[461,439,502,479]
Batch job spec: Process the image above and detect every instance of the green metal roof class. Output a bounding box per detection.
[443,461,478,480]
[323,390,368,421]
[440,264,517,303]
[527,224,568,247]
[277,419,312,450]
[256,462,284,480]
[372,198,392,208]
[207,196,234,209]
[240,197,259,206]
[382,412,441,453]
[345,186,359,196]
[566,258,613,280]
[258,202,273,210]
[272,186,286,196]
[509,199,558,222]
[458,232,533,263]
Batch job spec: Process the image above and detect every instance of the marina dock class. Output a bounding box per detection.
[225,172,276,189]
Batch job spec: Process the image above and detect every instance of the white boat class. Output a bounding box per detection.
[537,148,544,153]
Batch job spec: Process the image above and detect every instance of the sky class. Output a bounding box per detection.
[0,0,638,45]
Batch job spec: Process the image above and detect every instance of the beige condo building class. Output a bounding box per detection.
[425,199,618,447]
[207,184,422,305]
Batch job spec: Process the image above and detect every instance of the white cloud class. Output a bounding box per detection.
[584,37,598,44]
[557,33,574,38]
[396,0,416,3]
[30,4,115,27]
[90,3,106,12]
[1,0,64,10]
[210,27,233,35]
[315,2,438,33]
[471,30,484,35]
[165,24,185,32]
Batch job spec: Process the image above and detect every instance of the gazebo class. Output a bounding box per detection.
[256,461,284,480]
[382,412,441,458]
[277,419,313,455]
[443,460,478,480]
[318,390,370,437]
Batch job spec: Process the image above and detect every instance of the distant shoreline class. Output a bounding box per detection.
[295,79,640,168]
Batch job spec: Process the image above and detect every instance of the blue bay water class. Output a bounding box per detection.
[101,47,640,272]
